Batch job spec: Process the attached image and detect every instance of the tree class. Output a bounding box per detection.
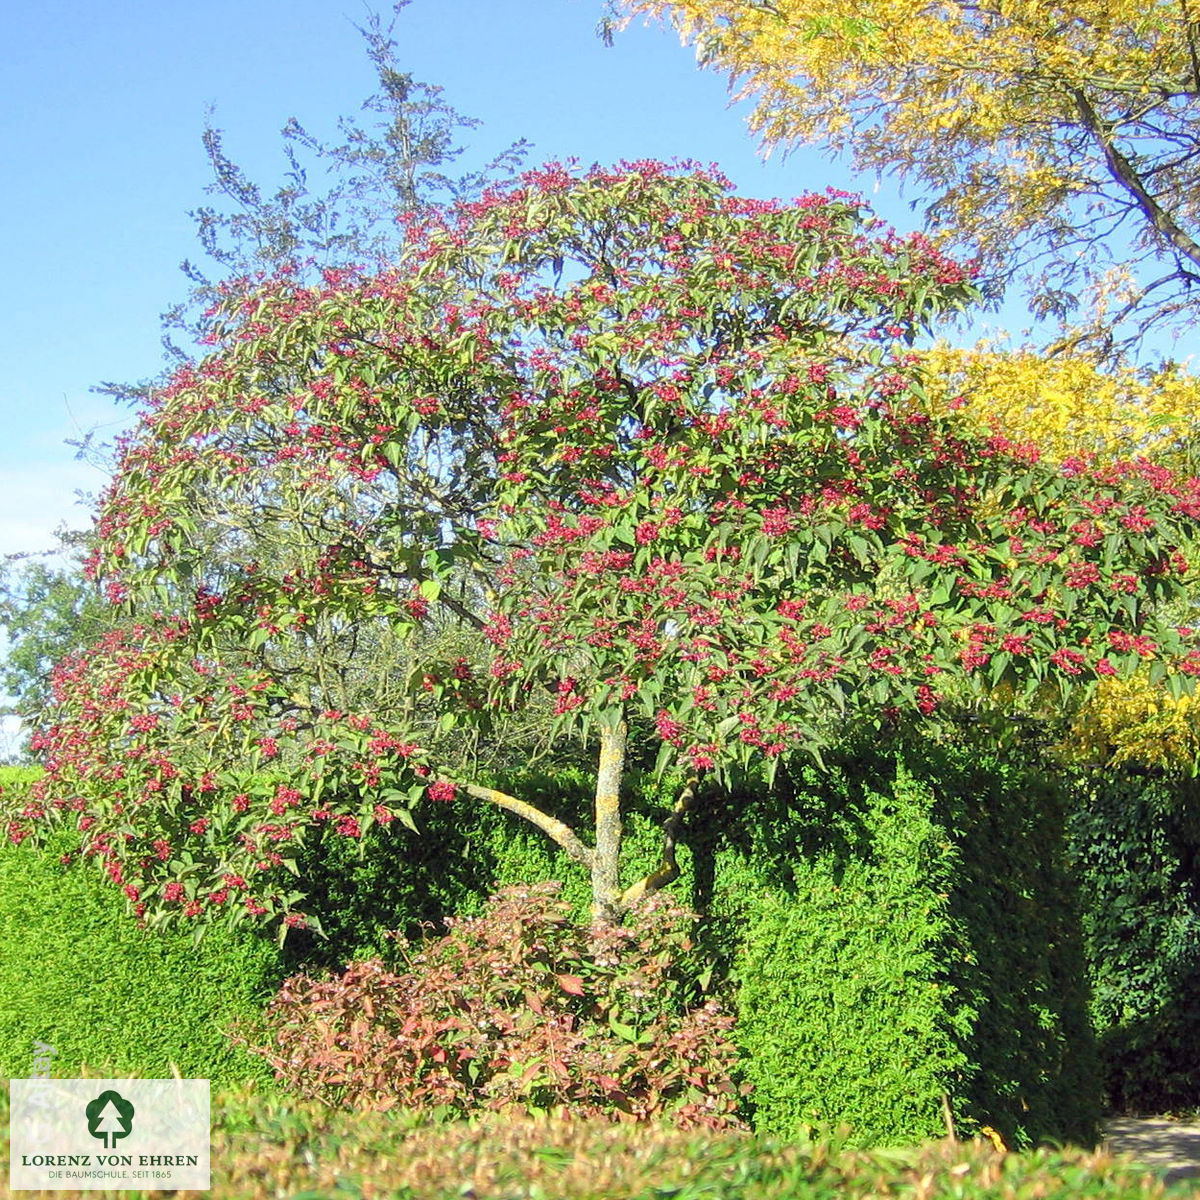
[0,3,527,751]
[609,0,1200,357]
[13,162,1200,931]
[0,540,109,757]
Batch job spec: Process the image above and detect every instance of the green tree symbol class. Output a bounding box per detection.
[85,1090,135,1149]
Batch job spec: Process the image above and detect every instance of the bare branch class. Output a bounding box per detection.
[460,782,594,869]
[1071,88,1200,273]
[620,774,702,908]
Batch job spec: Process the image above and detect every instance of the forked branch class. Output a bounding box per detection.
[461,782,594,869]
[621,774,702,908]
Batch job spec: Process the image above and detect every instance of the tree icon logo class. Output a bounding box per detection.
[85,1090,135,1149]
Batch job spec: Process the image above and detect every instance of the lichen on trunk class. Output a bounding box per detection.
[590,715,627,926]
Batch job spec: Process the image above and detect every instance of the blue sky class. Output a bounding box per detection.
[1,0,953,564]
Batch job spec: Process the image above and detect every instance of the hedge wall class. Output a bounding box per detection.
[1068,769,1200,1113]
[1,744,1108,1146]
[0,769,282,1085]
[710,738,1100,1150]
[341,745,1101,1148]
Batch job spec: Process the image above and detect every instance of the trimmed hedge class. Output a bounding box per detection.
[1068,769,1200,1113]
[0,1083,1180,1200]
[0,769,282,1085]
[712,738,1100,1149]
[1,747,1105,1147]
[280,747,1102,1146]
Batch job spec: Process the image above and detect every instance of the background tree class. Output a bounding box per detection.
[13,163,1200,932]
[102,0,527,401]
[0,2,528,758]
[609,0,1200,358]
[0,534,110,760]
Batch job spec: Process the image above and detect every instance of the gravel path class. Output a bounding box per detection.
[1103,1118,1200,1187]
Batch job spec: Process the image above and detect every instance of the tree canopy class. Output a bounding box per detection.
[611,0,1200,357]
[0,5,526,757]
[12,162,1200,931]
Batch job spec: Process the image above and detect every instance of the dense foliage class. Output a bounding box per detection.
[1069,770,1200,1113]
[0,1083,1184,1200]
[13,161,1200,932]
[734,780,970,1146]
[723,737,1098,1149]
[237,882,743,1126]
[916,343,1200,772]
[0,771,279,1085]
[614,0,1200,355]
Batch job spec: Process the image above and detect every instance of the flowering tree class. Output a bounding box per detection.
[920,342,1200,769]
[12,162,1200,930]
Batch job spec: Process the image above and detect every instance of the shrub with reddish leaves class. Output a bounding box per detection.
[234,882,745,1127]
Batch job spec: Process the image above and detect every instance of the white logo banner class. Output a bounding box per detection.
[9,1078,209,1191]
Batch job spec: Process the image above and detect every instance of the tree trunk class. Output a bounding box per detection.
[590,715,627,925]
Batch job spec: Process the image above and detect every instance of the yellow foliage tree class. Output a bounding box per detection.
[610,0,1200,357]
[917,344,1200,771]
[922,345,1200,472]
[1068,668,1200,771]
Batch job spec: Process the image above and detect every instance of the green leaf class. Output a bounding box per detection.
[990,651,1012,686]
[653,740,675,781]
[608,1015,639,1043]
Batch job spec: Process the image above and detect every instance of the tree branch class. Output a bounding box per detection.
[620,774,702,908]
[1181,0,1200,94]
[1072,87,1200,272]
[460,782,594,869]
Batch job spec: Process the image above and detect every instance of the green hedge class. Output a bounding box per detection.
[0,769,282,1085]
[279,747,1102,1147]
[284,764,701,968]
[1068,769,1200,1113]
[1,747,1105,1147]
[711,738,1100,1149]
[351,746,1100,1148]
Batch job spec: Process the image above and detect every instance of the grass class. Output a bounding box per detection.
[1,1081,1193,1199]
